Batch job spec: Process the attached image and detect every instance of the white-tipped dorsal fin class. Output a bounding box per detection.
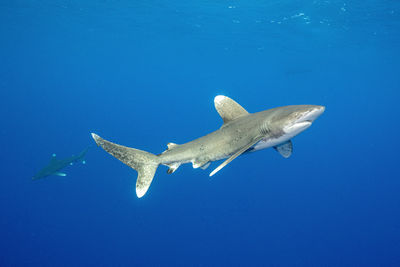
[214,95,249,124]
[159,142,180,155]
[274,140,293,158]
[50,154,58,163]
[167,142,178,149]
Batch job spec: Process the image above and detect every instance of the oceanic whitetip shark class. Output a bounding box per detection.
[92,95,324,198]
[33,147,89,180]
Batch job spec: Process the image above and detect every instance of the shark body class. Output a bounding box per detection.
[92,95,324,198]
[33,147,89,180]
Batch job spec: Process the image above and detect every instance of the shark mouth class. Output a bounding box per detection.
[284,106,325,135]
[284,121,312,134]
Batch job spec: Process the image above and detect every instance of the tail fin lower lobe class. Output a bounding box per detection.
[91,133,159,198]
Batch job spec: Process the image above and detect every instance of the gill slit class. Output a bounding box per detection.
[260,121,271,136]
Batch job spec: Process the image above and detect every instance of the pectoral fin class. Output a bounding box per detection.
[274,140,293,158]
[201,162,211,170]
[55,172,66,176]
[192,159,210,169]
[209,137,263,177]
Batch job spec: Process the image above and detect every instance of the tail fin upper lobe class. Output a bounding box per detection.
[91,133,159,198]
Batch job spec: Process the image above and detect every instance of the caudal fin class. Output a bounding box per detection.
[91,133,160,198]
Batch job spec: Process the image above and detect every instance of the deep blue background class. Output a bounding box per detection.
[1,0,400,266]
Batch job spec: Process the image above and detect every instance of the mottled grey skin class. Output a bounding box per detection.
[33,147,90,180]
[92,95,325,198]
[159,107,296,166]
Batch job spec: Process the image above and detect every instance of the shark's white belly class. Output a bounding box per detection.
[251,135,291,152]
[210,135,290,162]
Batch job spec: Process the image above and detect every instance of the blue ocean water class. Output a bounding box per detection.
[1,0,400,266]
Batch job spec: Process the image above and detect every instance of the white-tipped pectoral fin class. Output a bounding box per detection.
[274,140,293,158]
[209,137,263,177]
[192,159,210,169]
[55,172,67,176]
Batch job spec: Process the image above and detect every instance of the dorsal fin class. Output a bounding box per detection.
[167,143,178,149]
[50,153,58,163]
[214,95,249,124]
[159,142,179,156]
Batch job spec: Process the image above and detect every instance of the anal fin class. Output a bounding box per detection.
[166,163,181,174]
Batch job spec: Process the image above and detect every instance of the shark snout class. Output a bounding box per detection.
[298,105,325,123]
[282,105,325,136]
